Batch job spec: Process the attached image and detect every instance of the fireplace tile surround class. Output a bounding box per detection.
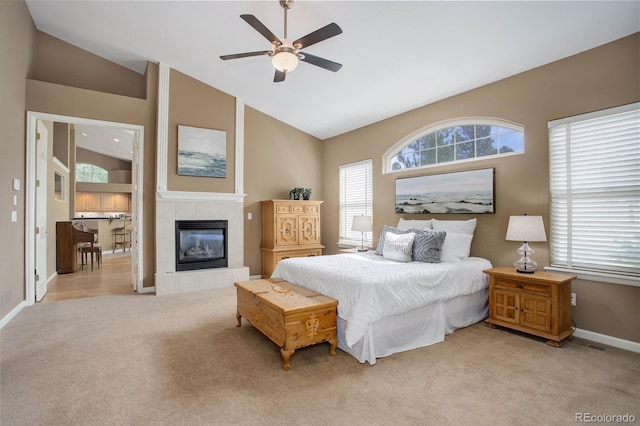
[155,197,249,295]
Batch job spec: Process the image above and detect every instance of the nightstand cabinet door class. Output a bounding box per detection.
[520,294,552,332]
[492,288,519,324]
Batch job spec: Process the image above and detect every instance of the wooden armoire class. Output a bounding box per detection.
[261,200,324,278]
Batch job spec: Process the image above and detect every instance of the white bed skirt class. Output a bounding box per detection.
[337,288,489,365]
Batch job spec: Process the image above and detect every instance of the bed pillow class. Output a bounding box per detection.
[432,218,477,235]
[440,232,474,262]
[397,218,433,230]
[411,229,447,263]
[382,231,416,262]
[375,225,410,255]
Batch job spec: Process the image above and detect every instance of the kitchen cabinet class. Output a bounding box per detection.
[75,192,130,212]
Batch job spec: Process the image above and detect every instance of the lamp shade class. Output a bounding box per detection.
[505,215,547,242]
[351,215,372,232]
[272,51,298,72]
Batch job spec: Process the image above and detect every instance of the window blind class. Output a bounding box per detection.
[339,159,373,246]
[548,103,640,278]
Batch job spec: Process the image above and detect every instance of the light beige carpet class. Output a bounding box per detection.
[1,287,638,425]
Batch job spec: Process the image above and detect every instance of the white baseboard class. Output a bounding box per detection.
[0,301,26,330]
[250,274,263,280]
[574,328,640,353]
[137,286,155,294]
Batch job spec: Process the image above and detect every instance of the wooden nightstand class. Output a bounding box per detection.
[483,267,576,347]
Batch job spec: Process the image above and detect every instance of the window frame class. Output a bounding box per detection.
[382,117,524,174]
[546,102,640,287]
[76,162,109,183]
[339,159,373,248]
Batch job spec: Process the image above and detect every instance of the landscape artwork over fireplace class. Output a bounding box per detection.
[395,168,495,214]
[175,220,228,271]
[177,125,227,178]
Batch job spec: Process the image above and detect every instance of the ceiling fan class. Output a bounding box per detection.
[220,0,343,83]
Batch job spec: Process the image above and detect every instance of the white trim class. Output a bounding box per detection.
[545,266,639,287]
[156,62,170,192]
[548,102,639,127]
[573,328,640,353]
[0,301,26,330]
[235,97,245,196]
[26,112,145,303]
[46,271,57,286]
[52,156,70,174]
[382,117,525,174]
[156,191,246,202]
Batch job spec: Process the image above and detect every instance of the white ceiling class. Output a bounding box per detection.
[26,1,640,141]
[75,124,134,162]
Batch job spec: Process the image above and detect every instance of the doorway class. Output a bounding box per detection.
[25,112,147,305]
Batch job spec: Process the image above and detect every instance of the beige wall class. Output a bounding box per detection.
[322,34,640,343]
[0,0,35,318]
[166,69,236,193]
[48,122,72,278]
[243,106,324,276]
[76,148,132,173]
[33,31,146,99]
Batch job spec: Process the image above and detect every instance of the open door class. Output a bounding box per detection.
[35,120,48,301]
[26,112,148,304]
[130,132,140,292]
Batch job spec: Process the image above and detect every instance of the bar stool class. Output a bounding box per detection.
[79,242,102,270]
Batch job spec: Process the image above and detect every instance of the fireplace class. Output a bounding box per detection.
[175,220,228,271]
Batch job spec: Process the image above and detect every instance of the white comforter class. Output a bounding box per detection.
[272,252,492,348]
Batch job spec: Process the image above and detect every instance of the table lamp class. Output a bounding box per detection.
[505,215,547,273]
[351,215,372,252]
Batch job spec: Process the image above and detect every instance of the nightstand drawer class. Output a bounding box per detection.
[494,278,550,296]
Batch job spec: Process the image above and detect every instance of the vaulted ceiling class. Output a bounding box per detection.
[26,1,640,140]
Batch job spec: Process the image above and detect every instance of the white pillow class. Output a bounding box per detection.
[440,232,473,262]
[397,218,433,230]
[383,231,415,262]
[432,218,477,235]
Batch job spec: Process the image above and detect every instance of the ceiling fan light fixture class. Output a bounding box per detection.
[271,49,298,72]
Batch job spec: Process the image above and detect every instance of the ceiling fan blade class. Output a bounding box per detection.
[300,53,342,72]
[241,14,282,45]
[293,23,342,49]
[274,70,286,83]
[220,51,272,60]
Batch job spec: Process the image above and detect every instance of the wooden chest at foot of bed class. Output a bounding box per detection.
[234,278,338,370]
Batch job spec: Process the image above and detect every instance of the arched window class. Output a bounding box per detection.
[76,163,108,183]
[383,118,524,174]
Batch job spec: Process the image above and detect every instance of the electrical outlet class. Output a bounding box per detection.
[571,292,577,307]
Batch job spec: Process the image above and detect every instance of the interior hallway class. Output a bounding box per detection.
[42,252,134,302]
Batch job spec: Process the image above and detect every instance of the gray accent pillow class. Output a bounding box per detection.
[411,229,447,263]
[375,225,410,256]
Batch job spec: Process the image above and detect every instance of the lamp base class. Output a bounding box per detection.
[357,249,368,252]
[516,268,535,274]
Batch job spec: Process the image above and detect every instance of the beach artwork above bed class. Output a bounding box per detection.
[395,168,494,214]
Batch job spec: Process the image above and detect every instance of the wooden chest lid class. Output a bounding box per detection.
[235,278,337,314]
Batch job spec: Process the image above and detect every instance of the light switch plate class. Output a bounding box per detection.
[12,178,20,191]
[11,211,18,222]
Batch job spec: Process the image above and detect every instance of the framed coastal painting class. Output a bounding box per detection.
[395,168,495,214]
[177,125,227,178]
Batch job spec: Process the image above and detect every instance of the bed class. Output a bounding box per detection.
[271,218,492,364]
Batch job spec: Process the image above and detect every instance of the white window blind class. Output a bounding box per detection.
[548,103,640,279]
[339,159,373,247]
